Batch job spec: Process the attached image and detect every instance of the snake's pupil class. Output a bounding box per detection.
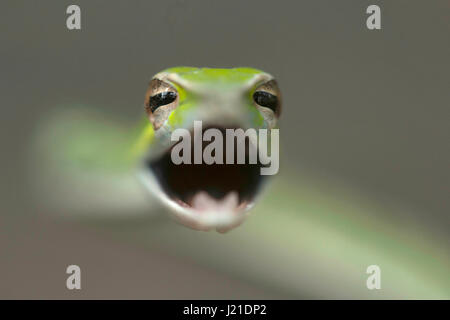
[149,91,177,112]
[253,91,278,112]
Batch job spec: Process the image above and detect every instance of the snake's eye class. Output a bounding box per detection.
[253,91,278,113]
[149,91,177,112]
[145,78,179,130]
[252,79,282,124]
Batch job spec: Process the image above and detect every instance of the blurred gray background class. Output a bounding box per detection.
[0,0,448,298]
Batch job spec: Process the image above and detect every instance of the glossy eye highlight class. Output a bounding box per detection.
[253,91,278,112]
[149,91,177,112]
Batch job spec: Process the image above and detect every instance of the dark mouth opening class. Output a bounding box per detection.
[147,126,266,209]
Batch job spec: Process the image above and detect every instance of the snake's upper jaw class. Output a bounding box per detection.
[140,126,267,232]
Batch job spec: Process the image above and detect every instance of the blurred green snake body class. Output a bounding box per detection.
[32,67,450,298]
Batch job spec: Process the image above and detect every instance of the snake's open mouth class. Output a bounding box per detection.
[144,126,267,229]
[149,152,264,209]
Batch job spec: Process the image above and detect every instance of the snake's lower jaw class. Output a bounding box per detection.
[140,127,267,232]
[170,191,254,233]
